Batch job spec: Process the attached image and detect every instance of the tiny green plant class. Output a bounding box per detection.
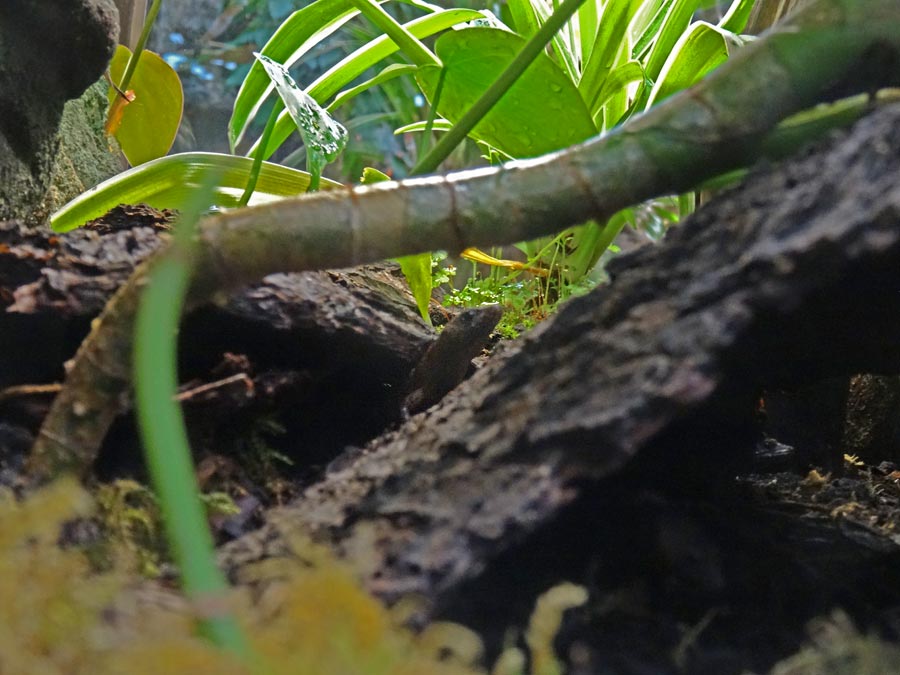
[53,0,877,319]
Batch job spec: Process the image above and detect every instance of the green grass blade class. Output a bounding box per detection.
[134,174,255,660]
[239,99,284,206]
[395,118,452,134]
[577,0,601,65]
[350,0,439,67]
[644,0,702,83]
[507,0,541,37]
[718,0,755,33]
[51,152,341,232]
[590,59,644,127]
[578,0,641,113]
[631,0,674,61]
[527,0,580,81]
[646,21,734,107]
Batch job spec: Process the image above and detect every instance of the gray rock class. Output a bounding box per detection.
[0,0,120,224]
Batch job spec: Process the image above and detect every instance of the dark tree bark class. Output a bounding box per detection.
[217,104,900,630]
[0,205,437,466]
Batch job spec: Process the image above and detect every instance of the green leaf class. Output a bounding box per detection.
[646,21,735,107]
[395,119,453,134]
[638,0,704,110]
[50,152,341,233]
[360,166,392,183]
[107,45,183,166]
[591,59,645,128]
[247,8,484,159]
[397,253,434,324]
[577,0,642,114]
[718,0,755,33]
[328,63,419,111]
[255,53,348,191]
[416,27,596,158]
[644,0,702,80]
[577,0,600,66]
[228,0,362,151]
[631,0,674,61]
[349,0,438,67]
[506,0,540,37]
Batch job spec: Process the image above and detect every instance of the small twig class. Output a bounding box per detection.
[0,383,62,405]
[176,374,253,403]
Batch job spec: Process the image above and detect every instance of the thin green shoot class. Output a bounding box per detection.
[349,0,440,68]
[240,98,285,206]
[117,0,163,93]
[133,172,256,663]
[416,66,447,167]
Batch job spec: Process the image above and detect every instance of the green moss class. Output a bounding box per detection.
[48,79,122,215]
[0,478,590,675]
[0,78,122,226]
[0,480,484,674]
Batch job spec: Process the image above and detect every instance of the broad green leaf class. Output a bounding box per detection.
[255,53,348,191]
[328,63,419,111]
[229,0,363,151]
[50,152,341,233]
[248,8,483,159]
[646,21,735,107]
[107,45,183,166]
[416,27,596,158]
[360,166,432,324]
[395,119,453,134]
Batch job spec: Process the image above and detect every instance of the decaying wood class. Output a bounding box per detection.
[219,104,900,627]
[0,205,438,465]
[31,0,900,476]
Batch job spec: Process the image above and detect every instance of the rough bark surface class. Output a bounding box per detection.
[0,205,437,463]
[218,104,900,620]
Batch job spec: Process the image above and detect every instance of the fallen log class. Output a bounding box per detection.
[216,104,900,671]
[0,205,438,470]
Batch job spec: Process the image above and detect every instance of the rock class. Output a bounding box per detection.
[0,0,120,224]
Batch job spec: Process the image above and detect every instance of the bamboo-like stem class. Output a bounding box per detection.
[28,0,900,478]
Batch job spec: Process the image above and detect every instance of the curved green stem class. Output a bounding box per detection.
[134,178,254,660]
[118,0,163,92]
[239,99,285,206]
[349,0,439,67]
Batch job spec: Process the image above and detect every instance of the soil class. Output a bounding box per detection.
[2,104,900,674]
